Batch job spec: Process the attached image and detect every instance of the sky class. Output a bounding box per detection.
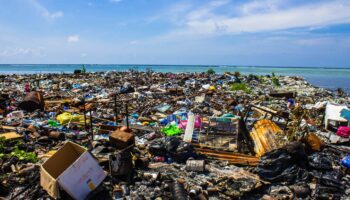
[0,0,350,67]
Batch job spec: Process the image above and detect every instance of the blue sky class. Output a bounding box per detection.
[0,0,350,67]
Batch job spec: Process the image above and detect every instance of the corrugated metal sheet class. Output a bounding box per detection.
[250,119,283,157]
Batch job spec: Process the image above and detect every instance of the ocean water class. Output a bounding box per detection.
[0,64,349,92]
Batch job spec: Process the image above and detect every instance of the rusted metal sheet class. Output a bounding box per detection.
[19,91,44,112]
[250,119,284,157]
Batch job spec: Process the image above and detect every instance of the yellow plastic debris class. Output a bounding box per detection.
[209,86,215,91]
[56,112,87,125]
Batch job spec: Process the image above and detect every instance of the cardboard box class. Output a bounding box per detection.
[40,141,106,200]
[109,130,135,149]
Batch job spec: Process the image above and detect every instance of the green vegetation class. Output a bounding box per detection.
[234,71,241,77]
[229,83,252,93]
[0,137,4,159]
[207,68,215,75]
[0,136,5,151]
[146,67,154,74]
[0,136,37,162]
[233,71,242,83]
[271,72,281,86]
[272,77,280,86]
[10,146,38,162]
[82,65,87,73]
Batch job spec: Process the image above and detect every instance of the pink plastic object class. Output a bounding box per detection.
[337,126,350,138]
[194,115,202,129]
[178,120,187,129]
[24,83,30,93]
[178,115,201,129]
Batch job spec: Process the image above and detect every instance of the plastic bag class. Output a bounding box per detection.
[341,155,350,168]
[56,112,87,125]
[178,115,201,130]
[148,137,194,162]
[308,152,333,170]
[256,142,309,183]
[161,124,183,136]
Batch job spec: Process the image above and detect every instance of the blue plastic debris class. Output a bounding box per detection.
[341,155,350,168]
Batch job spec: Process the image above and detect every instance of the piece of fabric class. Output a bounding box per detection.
[336,126,350,138]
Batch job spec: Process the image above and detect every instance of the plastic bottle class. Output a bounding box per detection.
[183,111,195,142]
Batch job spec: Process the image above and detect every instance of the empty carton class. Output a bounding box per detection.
[40,141,106,200]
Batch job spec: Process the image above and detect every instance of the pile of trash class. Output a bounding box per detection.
[0,70,349,199]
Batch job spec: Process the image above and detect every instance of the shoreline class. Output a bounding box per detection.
[1,65,350,93]
[0,70,349,95]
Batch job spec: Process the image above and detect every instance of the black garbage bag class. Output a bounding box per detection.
[311,168,344,199]
[148,138,167,156]
[256,142,309,184]
[171,139,194,163]
[290,183,311,198]
[315,185,341,200]
[315,170,344,200]
[319,170,343,190]
[148,137,194,163]
[308,152,333,170]
[284,141,308,168]
[120,86,135,94]
[256,149,292,180]
[165,137,181,152]
[120,82,135,94]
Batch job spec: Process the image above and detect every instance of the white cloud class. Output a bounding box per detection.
[81,53,87,57]
[29,0,64,20]
[159,0,350,36]
[0,47,44,57]
[110,0,122,3]
[45,11,64,19]
[238,0,286,15]
[146,2,192,24]
[67,35,80,43]
[129,40,139,45]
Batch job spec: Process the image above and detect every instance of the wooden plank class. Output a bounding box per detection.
[0,132,22,140]
[1,126,17,130]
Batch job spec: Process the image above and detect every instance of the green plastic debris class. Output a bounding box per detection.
[215,113,236,122]
[222,113,235,118]
[48,119,59,127]
[161,124,183,136]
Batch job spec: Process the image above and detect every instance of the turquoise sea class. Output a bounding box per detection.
[0,64,349,92]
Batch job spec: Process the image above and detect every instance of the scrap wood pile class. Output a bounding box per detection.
[0,70,350,199]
